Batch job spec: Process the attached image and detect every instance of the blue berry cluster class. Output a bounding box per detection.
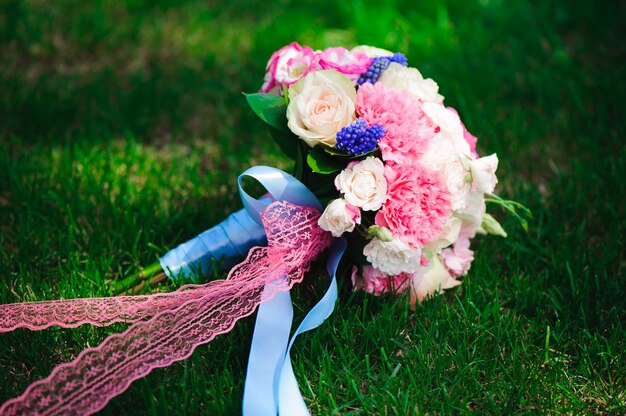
[335,119,386,156]
[357,53,408,85]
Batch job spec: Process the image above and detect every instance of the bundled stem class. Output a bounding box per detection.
[112,262,166,295]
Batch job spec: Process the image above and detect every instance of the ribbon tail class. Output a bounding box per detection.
[241,239,346,415]
[243,288,293,416]
[277,238,346,415]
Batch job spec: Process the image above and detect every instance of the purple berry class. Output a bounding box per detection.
[335,120,386,156]
[357,52,408,85]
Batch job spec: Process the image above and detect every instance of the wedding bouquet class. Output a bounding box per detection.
[0,42,527,415]
[249,42,519,303]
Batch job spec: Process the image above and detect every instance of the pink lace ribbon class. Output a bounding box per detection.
[0,201,332,415]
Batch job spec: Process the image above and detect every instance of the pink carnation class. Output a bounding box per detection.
[317,47,372,82]
[447,107,479,158]
[442,228,475,277]
[375,162,451,248]
[351,266,411,296]
[260,42,318,94]
[356,82,437,164]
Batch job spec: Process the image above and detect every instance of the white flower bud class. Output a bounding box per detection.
[470,154,499,194]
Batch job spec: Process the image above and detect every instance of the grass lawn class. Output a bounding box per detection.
[1,0,624,414]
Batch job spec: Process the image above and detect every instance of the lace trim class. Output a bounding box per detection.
[0,201,332,415]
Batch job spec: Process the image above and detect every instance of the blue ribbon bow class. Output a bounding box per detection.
[159,166,345,415]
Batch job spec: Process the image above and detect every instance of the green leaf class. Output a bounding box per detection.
[322,146,379,159]
[485,194,532,232]
[282,84,290,104]
[243,92,298,160]
[306,146,344,174]
[269,128,299,160]
[243,93,289,132]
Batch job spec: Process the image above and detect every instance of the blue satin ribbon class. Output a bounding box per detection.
[159,166,343,415]
[244,239,345,416]
[159,206,267,281]
[274,238,346,415]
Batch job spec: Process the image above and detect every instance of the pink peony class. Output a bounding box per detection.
[356,82,437,164]
[260,42,318,94]
[442,228,475,277]
[351,266,412,296]
[447,107,479,158]
[375,162,451,248]
[317,47,372,82]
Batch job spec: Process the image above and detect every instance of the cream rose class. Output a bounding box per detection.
[378,62,444,103]
[318,199,361,237]
[334,156,387,211]
[286,70,357,147]
[363,237,421,275]
[470,154,499,194]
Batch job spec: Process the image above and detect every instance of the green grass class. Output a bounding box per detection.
[1,0,625,414]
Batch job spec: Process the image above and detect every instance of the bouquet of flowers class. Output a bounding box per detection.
[0,42,528,415]
[249,42,519,304]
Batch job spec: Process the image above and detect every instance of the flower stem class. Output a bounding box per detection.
[112,262,164,295]
[119,270,168,295]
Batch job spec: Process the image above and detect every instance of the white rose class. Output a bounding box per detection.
[410,255,461,305]
[363,237,421,275]
[422,102,467,146]
[335,156,387,211]
[287,70,357,147]
[350,45,394,58]
[378,62,444,103]
[318,199,361,237]
[420,135,472,212]
[470,154,499,194]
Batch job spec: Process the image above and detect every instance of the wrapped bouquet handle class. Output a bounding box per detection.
[0,167,344,416]
[159,165,323,281]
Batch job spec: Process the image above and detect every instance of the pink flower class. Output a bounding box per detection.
[317,47,372,82]
[356,82,436,164]
[375,162,451,248]
[442,229,475,277]
[351,266,412,296]
[447,107,479,158]
[260,42,318,94]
